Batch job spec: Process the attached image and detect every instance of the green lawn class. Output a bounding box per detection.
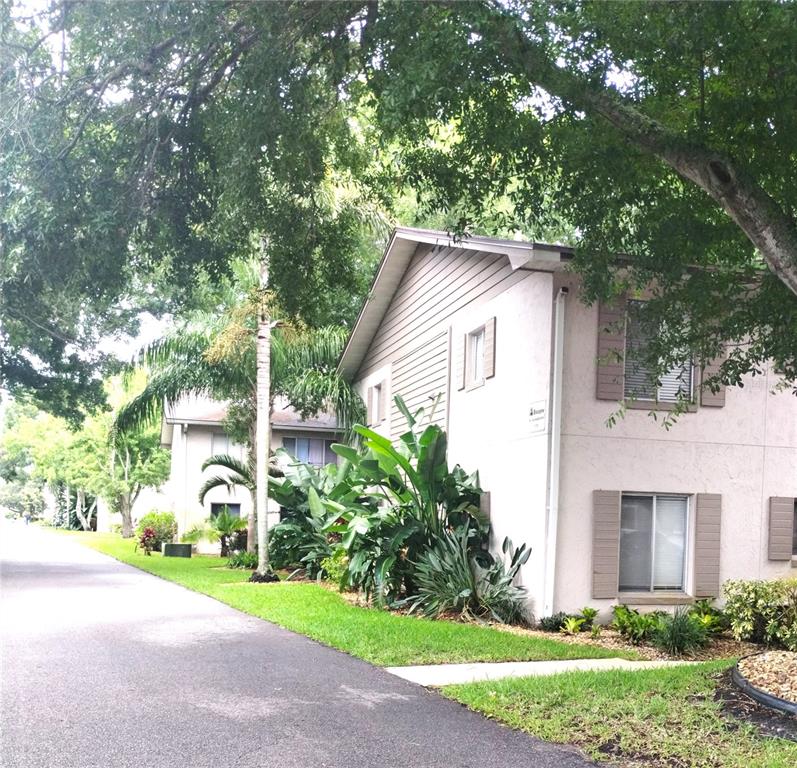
[60,530,636,666]
[444,662,797,768]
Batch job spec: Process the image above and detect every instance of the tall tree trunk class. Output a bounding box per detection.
[74,489,92,531]
[246,421,256,553]
[63,485,71,529]
[119,493,134,538]
[251,239,277,581]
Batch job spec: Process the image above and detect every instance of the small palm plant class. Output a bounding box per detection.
[182,506,248,557]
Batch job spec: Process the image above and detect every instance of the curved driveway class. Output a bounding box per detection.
[0,523,592,768]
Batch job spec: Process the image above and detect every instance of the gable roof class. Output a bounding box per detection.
[338,227,573,380]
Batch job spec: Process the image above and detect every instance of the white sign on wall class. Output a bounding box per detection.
[528,399,547,434]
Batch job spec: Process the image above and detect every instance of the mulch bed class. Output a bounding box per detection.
[493,623,760,662]
[737,650,797,704]
[715,669,797,742]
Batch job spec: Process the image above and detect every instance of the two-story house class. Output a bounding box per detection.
[338,227,797,617]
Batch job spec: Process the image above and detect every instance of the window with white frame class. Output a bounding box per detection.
[619,493,689,592]
[211,433,231,456]
[468,326,485,386]
[282,437,337,466]
[624,301,693,403]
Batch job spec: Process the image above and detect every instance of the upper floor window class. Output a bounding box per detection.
[624,300,693,403]
[619,493,688,593]
[372,383,383,423]
[282,437,337,467]
[468,326,485,387]
[211,432,231,456]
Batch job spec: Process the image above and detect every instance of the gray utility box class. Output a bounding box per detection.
[162,543,192,558]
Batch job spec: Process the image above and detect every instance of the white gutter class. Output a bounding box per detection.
[543,287,567,618]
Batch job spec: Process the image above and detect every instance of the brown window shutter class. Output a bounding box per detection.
[700,354,726,407]
[484,317,496,379]
[378,380,387,423]
[455,333,466,390]
[768,497,795,561]
[694,494,722,598]
[596,300,626,401]
[592,490,621,599]
[366,386,374,426]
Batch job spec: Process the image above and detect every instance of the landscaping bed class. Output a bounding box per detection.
[737,651,797,704]
[716,669,797,743]
[735,651,797,711]
[501,622,759,662]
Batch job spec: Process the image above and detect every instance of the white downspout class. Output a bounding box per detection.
[543,287,567,618]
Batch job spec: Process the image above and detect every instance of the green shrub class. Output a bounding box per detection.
[612,605,661,644]
[687,598,728,635]
[723,578,797,649]
[578,606,599,629]
[539,612,569,632]
[560,616,586,635]
[405,528,530,624]
[134,511,177,550]
[327,396,488,602]
[320,548,349,588]
[227,551,258,569]
[181,507,246,556]
[652,608,709,656]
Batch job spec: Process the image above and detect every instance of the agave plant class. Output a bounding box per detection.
[406,527,531,624]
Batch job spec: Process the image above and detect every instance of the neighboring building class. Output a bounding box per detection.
[97,396,339,538]
[339,226,797,618]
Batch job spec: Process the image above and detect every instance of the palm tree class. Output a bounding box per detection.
[115,260,364,559]
[183,506,248,558]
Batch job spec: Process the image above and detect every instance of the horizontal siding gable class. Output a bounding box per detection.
[390,332,449,437]
[356,244,525,381]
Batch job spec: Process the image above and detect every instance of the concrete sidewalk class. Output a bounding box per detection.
[0,521,596,768]
[385,657,694,687]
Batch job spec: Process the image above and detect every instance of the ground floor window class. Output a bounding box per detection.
[619,493,688,592]
[281,437,337,466]
[210,503,241,519]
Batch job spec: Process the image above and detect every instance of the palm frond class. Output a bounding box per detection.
[281,368,366,438]
[198,475,247,505]
[201,453,254,482]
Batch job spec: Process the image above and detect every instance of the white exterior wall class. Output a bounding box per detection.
[446,272,555,614]
[165,423,251,537]
[555,273,797,615]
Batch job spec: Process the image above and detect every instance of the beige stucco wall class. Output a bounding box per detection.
[555,274,797,616]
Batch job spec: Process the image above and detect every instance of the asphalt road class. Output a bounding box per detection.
[0,522,593,768]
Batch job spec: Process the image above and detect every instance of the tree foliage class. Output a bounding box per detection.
[5,0,797,410]
[1,1,384,416]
